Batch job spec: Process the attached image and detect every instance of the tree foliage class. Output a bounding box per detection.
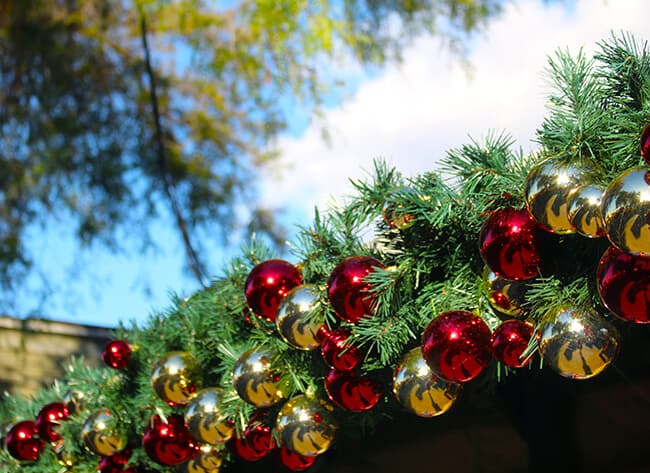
[0,0,505,310]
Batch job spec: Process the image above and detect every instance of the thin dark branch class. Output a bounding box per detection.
[139,12,206,286]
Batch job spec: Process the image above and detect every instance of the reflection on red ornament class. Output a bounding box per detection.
[478,207,545,281]
[490,319,534,368]
[102,340,132,370]
[142,415,199,466]
[228,420,276,462]
[421,310,492,382]
[641,123,650,164]
[327,256,384,323]
[5,420,44,461]
[597,246,650,324]
[35,402,69,442]
[320,328,362,371]
[324,369,382,412]
[245,260,303,322]
[278,446,317,471]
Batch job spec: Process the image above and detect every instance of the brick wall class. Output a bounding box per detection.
[0,316,112,397]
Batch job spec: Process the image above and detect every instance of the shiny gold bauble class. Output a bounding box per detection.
[601,166,650,255]
[393,347,461,417]
[63,389,86,416]
[567,184,606,238]
[152,351,202,406]
[276,285,323,351]
[382,187,418,230]
[483,267,528,318]
[232,348,287,407]
[177,448,223,473]
[537,306,620,380]
[184,388,234,445]
[275,394,338,457]
[524,156,601,234]
[81,408,127,456]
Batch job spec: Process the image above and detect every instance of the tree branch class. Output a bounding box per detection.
[139,12,206,286]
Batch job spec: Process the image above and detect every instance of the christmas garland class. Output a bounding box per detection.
[1,32,650,473]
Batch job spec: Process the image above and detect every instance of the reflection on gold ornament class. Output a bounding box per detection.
[63,389,86,416]
[601,166,650,255]
[152,351,202,406]
[184,388,234,445]
[81,408,127,456]
[524,156,601,234]
[276,285,323,350]
[537,306,620,379]
[232,348,287,407]
[177,448,223,473]
[382,188,416,230]
[567,184,606,238]
[483,267,528,318]
[275,394,338,457]
[393,347,460,417]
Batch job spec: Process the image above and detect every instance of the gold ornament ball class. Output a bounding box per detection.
[81,408,127,456]
[232,348,287,407]
[177,448,223,473]
[601,166,650,255]
[382,187,418,230]
[63,389,86,416]
[567,184,606,238]
[184,388,234,445]
[276,285,323,351]
[275,394,338,457]
[483,267,528,318]
[393,347,461,417]
[152,351,202,406]
[538,306,620,380]
[524,156,601,234]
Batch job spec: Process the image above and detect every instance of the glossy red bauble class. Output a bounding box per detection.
[598,246,650,324]
[327,256,384,323]
[142,415,199,466]
[228,420,276,462]
[98,449,132,473]
[278,446,317,471]
[5,420,44,461]
[421,310,492,382]
[245,260,303,323]
[478,207,545,281]
[641,123,650,164]
[490,319,534,368]
[102,340,132,370]
[35,401,69,442]
[320,328,362,372]
[324,369,382,412]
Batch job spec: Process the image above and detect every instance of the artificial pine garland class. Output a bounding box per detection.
[1,31,650,473]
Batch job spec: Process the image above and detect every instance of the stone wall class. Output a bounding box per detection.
[0,316,112,397]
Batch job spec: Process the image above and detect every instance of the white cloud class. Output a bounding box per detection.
[262,0,647,225]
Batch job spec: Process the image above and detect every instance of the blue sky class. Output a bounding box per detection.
[15,0,647,329]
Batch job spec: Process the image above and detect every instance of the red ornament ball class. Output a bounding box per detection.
[35,401,69,442]
[228,420,276,462]
[245,260,303,323]
[598,246,650,324]
[641,123,650,164]
[103,340,132,370]
[421,310,492,383]
[490,319,534,368]
[324,369,383,412]
[478,207,546,281]
[5,420,44,462]
[142,415,199,466]
[327,256,384,323]
[278,446,317,471]
[98,449,132,473]
[320,328,362,372]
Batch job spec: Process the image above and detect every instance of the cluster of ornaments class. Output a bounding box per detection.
[5,127,650,473]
